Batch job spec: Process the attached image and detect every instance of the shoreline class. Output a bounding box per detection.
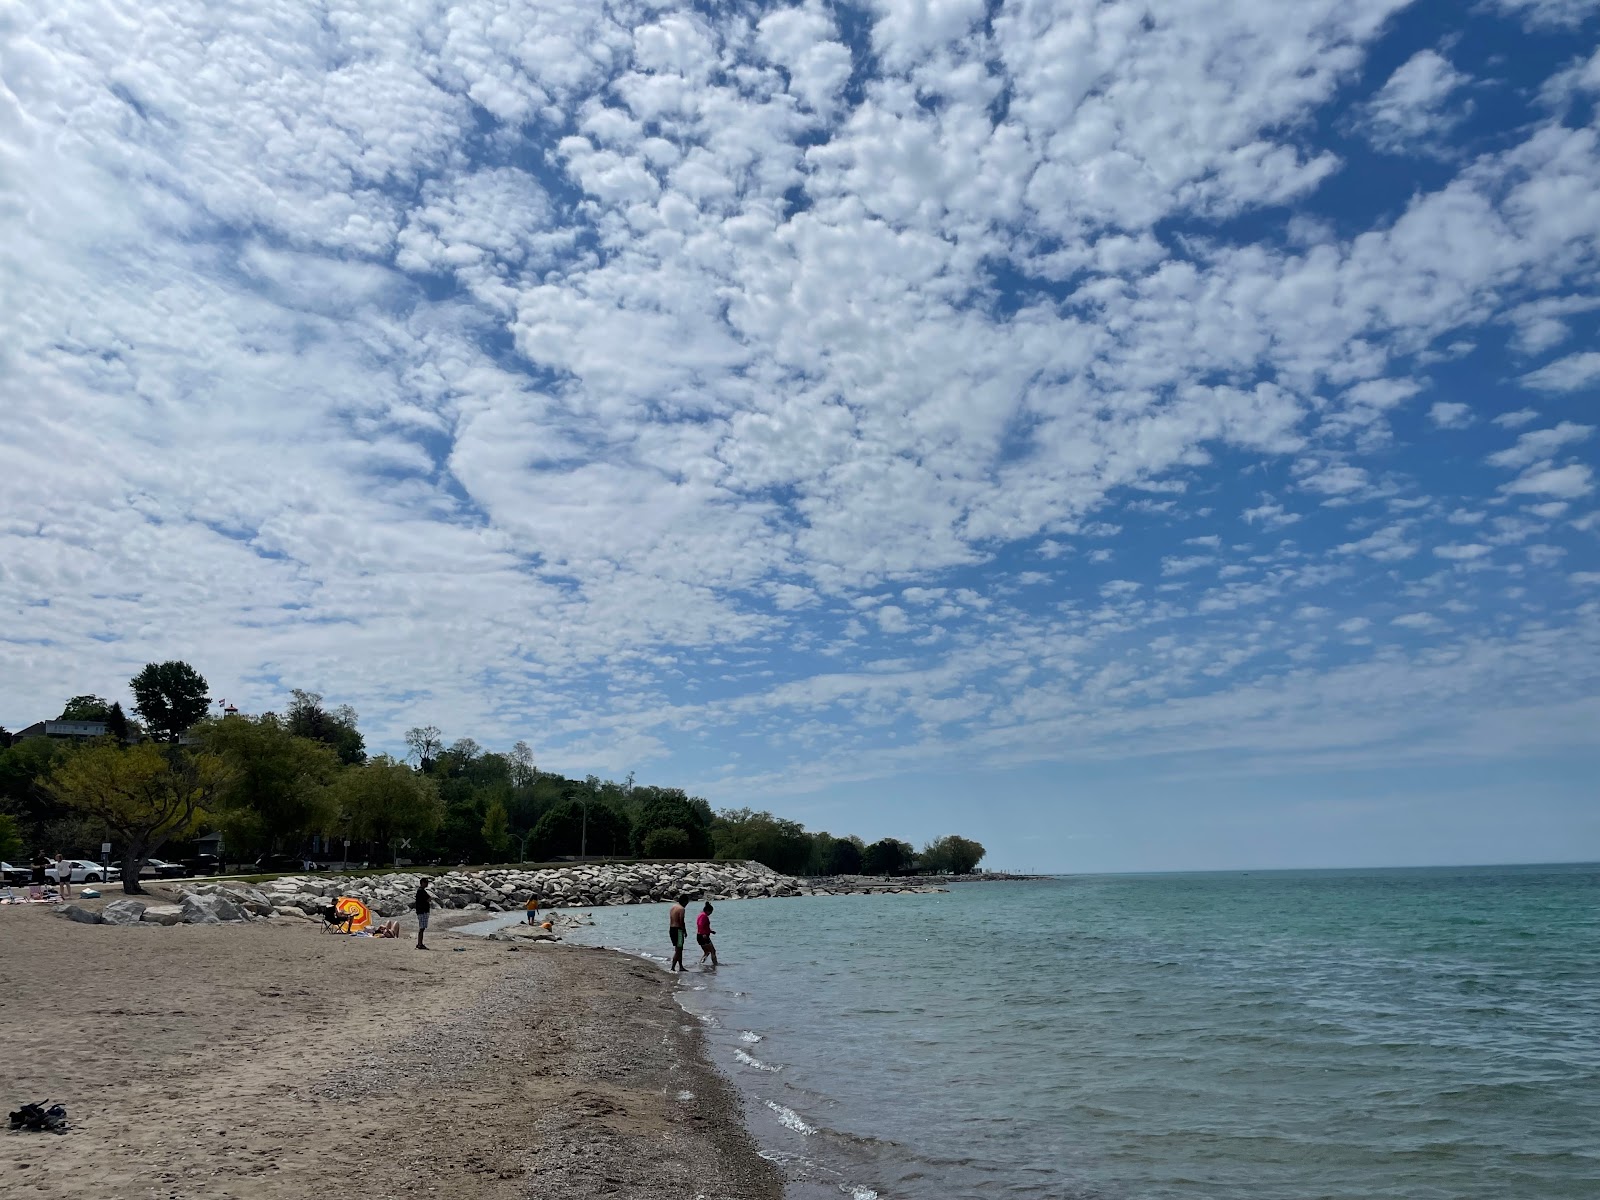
[0,905,782,1199]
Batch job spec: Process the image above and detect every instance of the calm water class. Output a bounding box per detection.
[567,866,1600,1199]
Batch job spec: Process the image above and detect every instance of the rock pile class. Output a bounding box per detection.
[251,859,806,919]
[58,860,949,927]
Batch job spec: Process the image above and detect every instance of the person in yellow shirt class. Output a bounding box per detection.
[524,895,540,926]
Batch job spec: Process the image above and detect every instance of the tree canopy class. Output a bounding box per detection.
[45,741,227,893]
[59,695,113,721]
[130,661,210,743]
[920,835,987,875]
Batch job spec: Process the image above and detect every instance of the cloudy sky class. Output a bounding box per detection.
[3,0,1598,871]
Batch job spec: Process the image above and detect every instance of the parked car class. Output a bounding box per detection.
[145,858,188,878]
[1,862,32,886]
[45,859,106,884]
[180,854,223,877]
[108,860,158,879]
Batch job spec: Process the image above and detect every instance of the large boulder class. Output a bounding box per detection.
[100,898,148,926]
[57,903,103,924]
[217,886,275,916]
[141,904,186,926]
[180,892,245,924]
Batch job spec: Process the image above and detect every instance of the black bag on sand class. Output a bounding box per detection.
[8,1102,68,1133]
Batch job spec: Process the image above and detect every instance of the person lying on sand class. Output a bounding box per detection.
[372,921,401,938]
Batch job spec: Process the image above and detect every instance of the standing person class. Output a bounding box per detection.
[696,902,718,969]
[414,877,434,950]
[668,895,689,972]
[524,894,540,926]
[54,853,71,900]
[31,853,47,887]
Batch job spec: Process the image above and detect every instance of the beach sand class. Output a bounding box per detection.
[0,900,780,1199]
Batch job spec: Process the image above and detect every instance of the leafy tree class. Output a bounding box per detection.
[0,727,10,749]
[130,661,211,743]
[826,836,865,875]
[642,826,692,859]
[921,835,987,875]
[530,799,632,859]
[481,797,511,859]
[0,736,76,848]
[59,695,113,721]
[863,838,916,876]
[404,725,443,770]
[712,808,812,874]
[507,741,537,787]
[199,714,341,857]
[46,742,226,894]
[631,790,712,857]
[285,690,366,765]
[105,702,131,743]
[0,812,22,861]
[335,756,442,863]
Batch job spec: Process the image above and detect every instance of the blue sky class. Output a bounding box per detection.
[2,0,1597,872]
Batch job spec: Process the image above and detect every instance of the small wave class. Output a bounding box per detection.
[735,1048,781,1071]
[765,1100,816,1134]
[739,1030,764,1043]
[696,1011,720,1027]
[842,1188,879,1200]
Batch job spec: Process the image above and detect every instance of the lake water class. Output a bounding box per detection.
[566,865,1600,1199]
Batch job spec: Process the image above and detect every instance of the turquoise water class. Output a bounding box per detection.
[568,866,1600,1199]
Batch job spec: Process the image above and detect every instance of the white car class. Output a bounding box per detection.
[45,859,106,884]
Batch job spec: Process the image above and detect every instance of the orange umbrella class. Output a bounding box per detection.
[334,896,372,933]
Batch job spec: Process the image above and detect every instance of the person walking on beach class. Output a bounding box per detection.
[696,902,717,969]
[524,894,540,926]
[668,895,689,972]
[54,853,71,900]
[414,877,434,950]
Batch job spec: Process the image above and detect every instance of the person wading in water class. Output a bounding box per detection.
[668,895,690,972]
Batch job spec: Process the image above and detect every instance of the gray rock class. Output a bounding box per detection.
[180,892,245,924]
[141,904,186,926]
[101,898,148,925]
[57,903,103,924]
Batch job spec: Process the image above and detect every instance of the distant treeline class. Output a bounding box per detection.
[0,662,986,890]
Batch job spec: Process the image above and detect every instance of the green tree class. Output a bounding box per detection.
[130,661,211,743]
[0,736,76,849]
[481,797,511,859]
[335,756,442,864]
[404,725,443,770]
[0,812,22,861]
[530,799,632,859]
[199,714,341,858]
[712,808,812,874]
[507,740,537,787]
[59,695,113,721]
[642,826,692,859]
[105,702,131,742]
[921,834,986,875]
[285,690,366,765]
[826,836,865,875]
[45,742,226,894]
[863,838,916,876]
[631,790,712,857]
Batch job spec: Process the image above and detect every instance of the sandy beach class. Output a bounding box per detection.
[0,897,779,1199]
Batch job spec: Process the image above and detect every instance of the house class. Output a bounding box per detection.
[10,719,109,742]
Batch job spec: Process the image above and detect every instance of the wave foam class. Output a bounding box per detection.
[739,1030,764,1043]
[735,1048,781,1071]
[764,1100,816,1135]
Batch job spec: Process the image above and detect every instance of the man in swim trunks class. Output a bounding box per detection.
[668,895,689,972]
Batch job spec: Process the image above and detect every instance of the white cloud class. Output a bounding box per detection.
[1500,463,1596,499]
[1434,543,1492,560]
[1428,401,1474,429]
[1487,422,1593,469]
[1493,409,1540,428]
[1520,352,1600,393]
[1358,50,1471,154]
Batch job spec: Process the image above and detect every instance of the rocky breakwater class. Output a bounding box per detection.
[255,859,806,921]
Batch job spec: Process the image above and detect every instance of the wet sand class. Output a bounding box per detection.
[0,901,780,1199]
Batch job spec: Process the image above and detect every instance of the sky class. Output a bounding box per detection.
[2,0,1598,873]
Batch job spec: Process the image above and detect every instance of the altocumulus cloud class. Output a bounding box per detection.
[1,0,1598,856]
